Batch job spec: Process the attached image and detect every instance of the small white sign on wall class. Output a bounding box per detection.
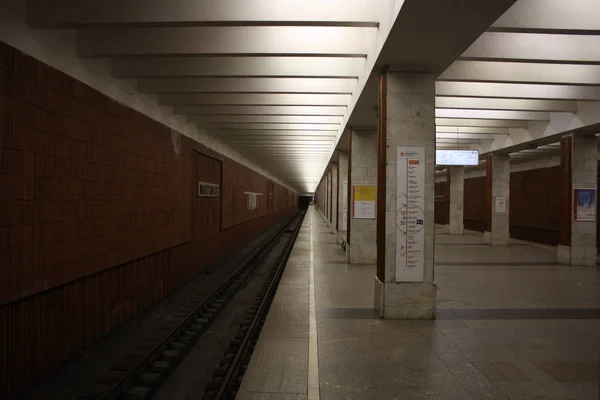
[495,196,506,213]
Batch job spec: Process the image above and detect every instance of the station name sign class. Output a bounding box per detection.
[198,182,219,197]
[436,150,479,166]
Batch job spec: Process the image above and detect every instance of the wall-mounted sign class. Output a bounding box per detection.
[198,182,219,197]
[495,196,506,213]
[436,150,479,166]
[244,191,263,211]
[352,185,376,219]
[435,195,445,202]
[574,188,596,221]
[396,147,425,282]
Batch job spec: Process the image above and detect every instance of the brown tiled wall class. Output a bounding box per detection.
[434,181,449,225]
[509,166,561,246]
[463,167,564,245]
[463,176,487,232]
[0,42,297,398]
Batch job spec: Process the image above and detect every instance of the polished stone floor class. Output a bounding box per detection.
[237,207,600,400]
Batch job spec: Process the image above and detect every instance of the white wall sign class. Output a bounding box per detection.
[342,180,348,231]
[244,191,263,210]
[352,185,376,219]
[574,188,596,221]
[198,182,219,197]
[396,147,425,282]
[436,150,479,166]
[495,196,506,213]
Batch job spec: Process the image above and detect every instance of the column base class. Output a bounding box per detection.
[448,223,464,235]
[484,231,509,245]
[346,243,376,264]
[557,244,598,266]
[336,231,347,246]
[374,277,436,319]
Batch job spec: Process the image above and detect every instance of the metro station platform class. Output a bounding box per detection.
[237,206,600,400]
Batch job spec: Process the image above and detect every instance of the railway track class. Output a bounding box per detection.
[72,211,305,400]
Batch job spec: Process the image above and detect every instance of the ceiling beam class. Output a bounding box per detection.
[436,118,528,128]
[440,61,600,86]
[437,81,600,101]
[461,32,600,63]
[113,57,365,78]
[159,93,351,106]
[436,133,501,140]
[139,77,357,94]
[436,126,512,135]
[28,0,385,28]
[201,123,339,131]
[188,114,343,124]
[78,26,374,58]
[490,0,600,33]
[175,105,347,116]
[436,96,576,112]
[435,109,549,121]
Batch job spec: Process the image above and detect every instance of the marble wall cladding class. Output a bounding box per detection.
[347,243,377,264]
[490,154,510,245]
[347,130,377,264]
[449,166,465,235]
[569,135,597,265]
[384,72,435,288]
[337,151,348,231]
[382,282,436,319]
[330,164,338,233]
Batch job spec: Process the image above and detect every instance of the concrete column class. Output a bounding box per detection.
[448,166,464,235]
[337,151,349,235]
[330,163,338,233]
[558,135,597,265]
[484,154,510,245]
[375,72,436,319]
[346,129,377,264]
[324,172,330,223]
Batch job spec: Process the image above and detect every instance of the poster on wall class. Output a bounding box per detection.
[342,180,348,230]
[352,185,376,219]
[574,188,596,221]
[495,197,506,213]
[396,147,425,282]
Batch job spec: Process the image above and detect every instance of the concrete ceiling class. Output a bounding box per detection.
[25,0,600,192]
[345,0,600,172]
[27,0,402,193]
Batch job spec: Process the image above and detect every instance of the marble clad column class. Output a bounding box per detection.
[484,154,510,245]
[337,151,349,243]
[324,171,330,223]
[346,129,378,264]
[558,134,597,265]
[330,163,338,234]
[375,71,436,319]
[448,166,464,235]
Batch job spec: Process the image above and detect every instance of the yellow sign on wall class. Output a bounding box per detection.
[354,185,376,202]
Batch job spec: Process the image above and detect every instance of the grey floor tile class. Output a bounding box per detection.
[241,208,600,400]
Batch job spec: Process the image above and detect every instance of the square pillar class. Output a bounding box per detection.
[337,151,349,241]
[325,171,330,223]
[558,135,597,265]
[448,166,464,235]
[346,129,378,264]
[484,154,510,245]
[330,163,338,233]
[375,72,436,319]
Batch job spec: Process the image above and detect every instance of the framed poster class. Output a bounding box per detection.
[352,185,376,219]
[495,197,506,213]
[574,188,596,221]
[396,147,425,282]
